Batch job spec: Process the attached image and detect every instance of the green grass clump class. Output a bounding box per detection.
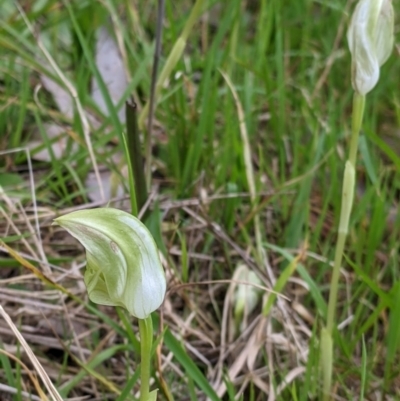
[0,0,399,400]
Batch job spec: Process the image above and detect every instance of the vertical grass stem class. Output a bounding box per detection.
[145,0,165,189]
[126,99,147,213]
[138,0,206,130]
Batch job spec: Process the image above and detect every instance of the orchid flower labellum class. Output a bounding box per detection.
[347,0,394,95]
[54,208,166,319]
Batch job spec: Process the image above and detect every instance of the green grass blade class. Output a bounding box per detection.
[265,242,327,317]
[162,328,220,401]
[359,335,367,401]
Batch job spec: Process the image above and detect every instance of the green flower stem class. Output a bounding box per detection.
[327,92,365,332]
[321,327,333,399]
[323,92,365,400]
[139,316,153,401]
[348,93,366,167]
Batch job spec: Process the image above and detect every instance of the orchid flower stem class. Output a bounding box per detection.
[139,316,153,401]
[349,93,366,167]
[327,92,365,333]
[322,92,365,400]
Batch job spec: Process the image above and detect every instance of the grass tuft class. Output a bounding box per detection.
[1,0,399,400]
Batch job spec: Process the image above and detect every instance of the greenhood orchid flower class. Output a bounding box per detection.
[347,0,394,95]
[233,265,262,323]
[54,208,166,319]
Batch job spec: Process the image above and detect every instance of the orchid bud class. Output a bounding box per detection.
[233,264,263,331]
[347,0,394,95]
[54,208,166,319]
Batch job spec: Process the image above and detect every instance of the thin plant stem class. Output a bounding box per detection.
[125,101,154,400]
[326,231,347,333]
[139,316,153,401]
[221,71,273,279]
[349,93,366,166]
[122,131,138,217]
[126,99,147,213]
[323,92,365,400]
[327,92,365,332]
[138,0,206,130]
[145,0,165,189]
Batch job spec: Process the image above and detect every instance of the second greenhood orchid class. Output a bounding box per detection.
[54,208,166,319]
[347,0,394,95]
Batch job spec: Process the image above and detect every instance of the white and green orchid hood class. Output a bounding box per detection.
[54,208,166,319]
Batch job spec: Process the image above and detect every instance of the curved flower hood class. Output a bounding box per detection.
[54,208,166,319]
[347,0,394,95]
